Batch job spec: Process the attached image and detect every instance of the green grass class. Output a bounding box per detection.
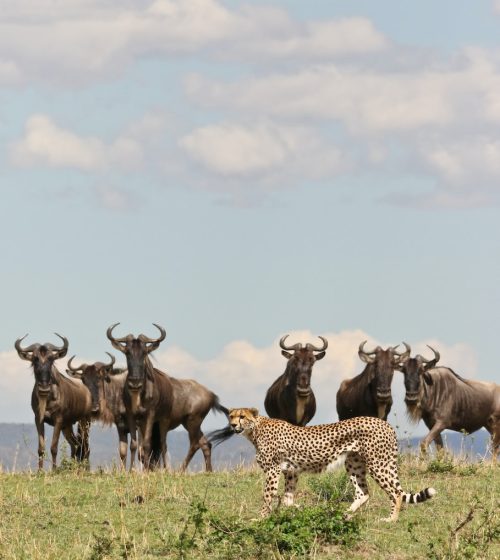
[0,456,498,559]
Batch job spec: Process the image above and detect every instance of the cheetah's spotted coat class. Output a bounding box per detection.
[228,408,436,521]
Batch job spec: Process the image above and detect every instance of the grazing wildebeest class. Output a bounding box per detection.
[336,341,410,421]
[15,333,92,470]
[397,348,500,459]
[67,352,135,468]
[107,323,228,471]
[264,335,328,426]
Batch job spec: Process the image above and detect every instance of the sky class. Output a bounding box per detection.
[1,1,500,441]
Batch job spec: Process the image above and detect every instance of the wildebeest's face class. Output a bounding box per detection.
[397,346,440,407]
[107,323,166,391]
[15,333,68,395]
[359,342,410,403]
[67,353,115,414]
[283,349,324,396]
[280,335,328,397]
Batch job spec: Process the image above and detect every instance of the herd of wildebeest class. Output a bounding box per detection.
[13,324,500,471]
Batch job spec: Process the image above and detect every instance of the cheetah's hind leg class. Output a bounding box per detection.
[344,452,370,518]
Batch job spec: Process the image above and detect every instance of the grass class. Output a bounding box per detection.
[0,455,498,559]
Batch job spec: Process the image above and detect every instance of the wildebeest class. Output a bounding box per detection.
[107,323,228,471]
[336,341,410,421]
[66,352,136,468]
[264,334,328,426]
[15,333,92,470]
[398,348,500,459]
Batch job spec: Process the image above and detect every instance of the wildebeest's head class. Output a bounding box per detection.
[106,323,166,392]
[67,352,116,415]
[280,334,328,397]
[358,341,410,404]
[397,345,440,413]
[15,333,68,395]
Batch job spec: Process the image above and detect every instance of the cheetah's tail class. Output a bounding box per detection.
[402,487,437,504]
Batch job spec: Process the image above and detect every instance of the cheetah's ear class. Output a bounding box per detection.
[249,408,259,417]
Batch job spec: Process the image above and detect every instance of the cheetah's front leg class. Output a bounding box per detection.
[282,470,299,507]
[261,466,281,517]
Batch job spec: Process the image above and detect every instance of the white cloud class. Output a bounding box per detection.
[9,115,143,171]
[180,121,343,179]
[185,65,457,133]
[0,2,388,86]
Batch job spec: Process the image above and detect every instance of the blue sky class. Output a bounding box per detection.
[1,1,499,439]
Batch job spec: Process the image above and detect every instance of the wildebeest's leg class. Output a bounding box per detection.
[117,427,129,469]
[282,470,298,506]
[62,425,79,459]
[141,414,155,470]
[50,421,63,469]
[420,421,445,454]
[127,413,138,471]
[75,420,91,462]
[157,420,169,469]
[180,417,211,472]
[486,415,500,463]
[35,417,45,470]
[344,453,370,516]
[261,466,281,517]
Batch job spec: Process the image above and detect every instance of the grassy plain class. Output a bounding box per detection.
[0,455,498,560]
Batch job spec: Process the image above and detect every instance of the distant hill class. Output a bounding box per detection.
[0,423,493,472]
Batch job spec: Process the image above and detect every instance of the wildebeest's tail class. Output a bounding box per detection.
[402,487,437,504]
[207,424,235,447]
[211,395,229,418]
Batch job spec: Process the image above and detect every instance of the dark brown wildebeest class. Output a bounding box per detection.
[107,323,228,471]
[67,352,134,468]
[336,341,410,421]
[397,348,500,459]
[264,335,328,426]
[15,333,92,470]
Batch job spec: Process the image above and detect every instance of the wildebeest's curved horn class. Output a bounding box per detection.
[305,336,328,352]
[107,323,129,343]
[67,355,84,372]
[392,341,411,363]
[105,352,116,368]
[358,340,379,364]
[358,340,379,355]
[420,345,440,365]
[279,335,302,351]
[139,323,167,345]
[45,333,69,359]
[15,334,39,360]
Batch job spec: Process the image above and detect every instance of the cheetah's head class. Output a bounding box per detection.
[228,408,259,433]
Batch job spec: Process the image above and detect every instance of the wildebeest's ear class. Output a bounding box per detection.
[281,350,293,359]
[249,408,259,417]
[315,351,326,361]
[67,369,82,379]
[423,371,434,385]
[105,375,111,383]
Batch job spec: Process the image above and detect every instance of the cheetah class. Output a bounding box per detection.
[219,408,436,521]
